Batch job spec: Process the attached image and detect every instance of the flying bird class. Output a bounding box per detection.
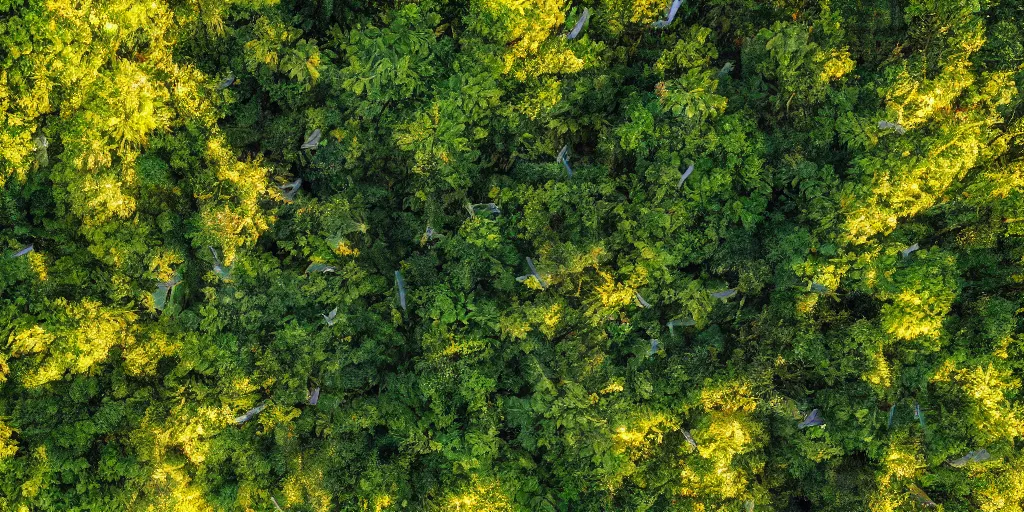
[322,307,338,326]
[647,339,661,356]
[567,8,590,40]
[468,203,501,217]
[878,120,906,134]
[209,247,232,280]
[677,163,694,189]
[666,317,696,336]
[395,270,407,311]
[907,484,937,507]
[557,145,574,177]
[652,0,683,28]
[11,244,34,258]
[948,449,991,468]
[301,129,322,150]
[900,243,920,259]
[279,178,302,201]
[525,257,548,289]
[682,429,698,450]
[914,402,926,430]
[798,408,824,429]
[233,403,267,425]
[305,263,336,274]
[152,273,181,311]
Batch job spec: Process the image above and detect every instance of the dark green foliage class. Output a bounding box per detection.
[2,0,1024,510]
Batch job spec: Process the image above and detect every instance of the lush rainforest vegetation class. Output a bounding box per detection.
[2,0,1024,510]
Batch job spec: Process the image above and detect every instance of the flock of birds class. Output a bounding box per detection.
[4,3,947,507]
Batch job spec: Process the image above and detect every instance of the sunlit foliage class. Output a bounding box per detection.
[1,0,1023,510]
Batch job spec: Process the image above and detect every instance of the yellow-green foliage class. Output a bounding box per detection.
[1,0,1023,510]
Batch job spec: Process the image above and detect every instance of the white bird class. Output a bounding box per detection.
[233,403,267,425]
[308,387,321,406]
[567,8,590,40]
[948,449,990,467]
[279,178,302,201]
[900,243,920,259]
[677,163,694,189]
[557,145,574,177]
[907,484,936,507]
[305,263,336,274]
[878,120,906,135]
[526,257,548,289]
[797,408,824,429]
[322,307,338,326]
[468,203,501,217]
[666,317,696,336]
[209,247,232,279]
[395,270,407,311]
[11,244,34,258]
[647,339,661,356]
[710,288,737,299]
[682,429,698,450]
[152,273,181,311]
[301,129,322,150]
[652,0,683,28]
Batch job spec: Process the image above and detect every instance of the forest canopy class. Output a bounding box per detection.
[2,0,1024,510]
